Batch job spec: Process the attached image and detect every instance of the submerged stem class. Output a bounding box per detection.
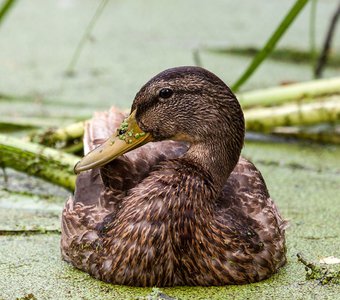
[0,134,78,191]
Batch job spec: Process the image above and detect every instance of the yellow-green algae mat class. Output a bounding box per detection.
[1,141,340,300]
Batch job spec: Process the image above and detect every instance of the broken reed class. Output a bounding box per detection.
[0,134,78,191]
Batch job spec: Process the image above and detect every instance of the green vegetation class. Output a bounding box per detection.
[232,0,309,91]
[0,134,78,191]
[207,46,340,67]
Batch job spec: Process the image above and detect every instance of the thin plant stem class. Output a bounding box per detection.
[193,48,202,67]
[232,0,309,92]
[309,0,318,78]
[65,0,109,76]
[0,0,17,27]
[315,0,340,78]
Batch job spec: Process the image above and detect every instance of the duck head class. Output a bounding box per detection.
[75,66,245,181]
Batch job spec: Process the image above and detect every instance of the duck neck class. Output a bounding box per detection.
[183,136,243,193]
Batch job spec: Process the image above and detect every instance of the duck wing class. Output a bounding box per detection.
[215,157,287,274]
[222,157,287,233]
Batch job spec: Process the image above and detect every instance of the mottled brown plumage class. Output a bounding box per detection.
[61,66,287,286]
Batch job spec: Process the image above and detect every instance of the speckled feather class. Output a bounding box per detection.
[61,66,287,287]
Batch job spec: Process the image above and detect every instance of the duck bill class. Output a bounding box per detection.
[74,110,152,174]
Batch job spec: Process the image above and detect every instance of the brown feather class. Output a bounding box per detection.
[61,66,286,286]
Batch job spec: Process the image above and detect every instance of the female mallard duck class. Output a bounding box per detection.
[61,66,287,286]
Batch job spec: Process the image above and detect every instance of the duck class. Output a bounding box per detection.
[61,66,287,287]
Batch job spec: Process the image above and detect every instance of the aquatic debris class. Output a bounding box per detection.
[297,253,340,285]
[117,118,146,144]
[319,256,340,265]
[146,288,176,300]
[16,294,37,300]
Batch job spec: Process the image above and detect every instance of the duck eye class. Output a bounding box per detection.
[159,88,173,99]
